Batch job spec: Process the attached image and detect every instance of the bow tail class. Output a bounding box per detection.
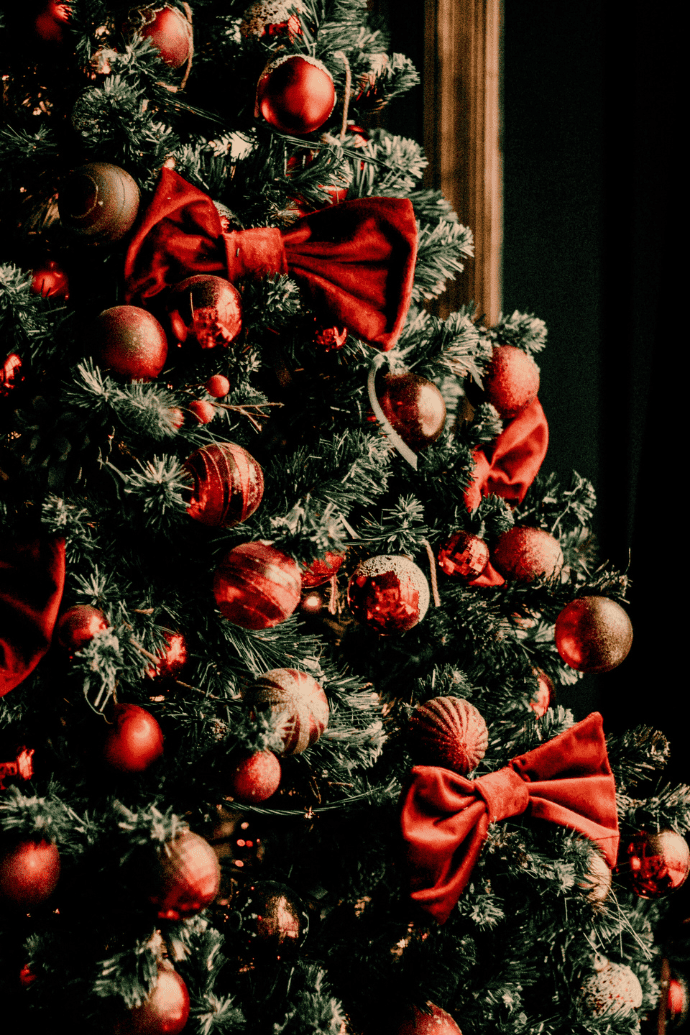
[408,811,490,924]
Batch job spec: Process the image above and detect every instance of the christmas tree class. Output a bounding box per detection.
[1,3,689,1033]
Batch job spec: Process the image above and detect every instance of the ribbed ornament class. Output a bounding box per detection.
[213,542,302,629]
[408,696,488,774]
[246,668,329,754]
[184,442,264,527]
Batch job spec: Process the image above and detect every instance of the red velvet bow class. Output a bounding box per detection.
[0,537,65,697]
[124,168,418,351]
[400,712,619,923]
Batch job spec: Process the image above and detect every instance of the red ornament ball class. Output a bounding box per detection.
[623,829,690,899]
[226,750,281,803]
[205,374,231,398]
[31,259,69,300]
[483,344,540,419]
[0,353,22,396]
[188,399,216,425]
[392,1003,463,1035]
[58,163,140,243]
[301,551,345,588]
[136,5,193,69]
[168,275,242,350]
[347,555,430,634]
[57,604,108,651]
[146,631,188,685]
[491,526,563,582]
[91,306,168,382]
[101,703,164,774]
[19,963,36,987]
[213,542,302,629]
[32,1,71,44]
[183,442,264,527]
[668,973,689,1028]
[555,595,633,673]
[238,880,309,957]
[437,530,489,581]
[112,961,190,1035]
[149,829,221,920]
[529,668,554,718]
[315,325,348,351]
[0,839,60,909]
[257,54,336,135]
[246,668,329,755]
[408,697,488,775]
[240,0,305,40]
[377,372,446,451]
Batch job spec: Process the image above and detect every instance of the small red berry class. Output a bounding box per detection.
[188,400,216,424]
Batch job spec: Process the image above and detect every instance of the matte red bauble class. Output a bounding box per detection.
[483,344,540,419]
[58,163,140,242]
[0,353,22,396]
[137,5,193,69]
[491,526,563,582]
[31,259,69,300]
[213,542,302,629]
[240,0,305,40]
[555,595,633,673]
[188,399,216,424]
[91,306,168,381]
[347,555,430,634]
[101,703,164,773]
[301,551,345,588]
[408,696,487,775]
[623,829,690,899]
[529,668,554,717]
[246,668,329,755]
[32,1,71,44]
[112,961,190,1035]
[377,372,446,451]
[392,1003,463,1035]
[437,530,489,580]
[57,604,108,651]
[257,54,335,135]
[183,442,264,527]
[168,275,242,349]
[149,829,220,920]
[226,750,281,803]
[0,839,60,909]
[238,880,309,957]
[204,374,231,398]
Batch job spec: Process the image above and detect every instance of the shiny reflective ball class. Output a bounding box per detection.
[168,275,242,349]
[137,5,193,69]
[257,55,335,135]
[0,838,61,909]
[57,604,108,651]
[624,829,690,899]
[112,961,190,1035]
[184,442,264,527]
[437,530,489,580]
[555,595,633,673]
[246,668,329,755]
[91,305,168,381]
[149,829,221,920]
[213,542,302,629]
[392,1003,463,1035]
[377,371,446,451]
[529,668,554,718]
[101,703,164,773]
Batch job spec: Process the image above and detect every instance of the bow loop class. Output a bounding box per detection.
[475,766,529,823]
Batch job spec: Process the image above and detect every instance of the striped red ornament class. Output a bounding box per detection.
[408,697,487,775]
[246,668,329,754]
[184,442,264,527]
[213,542,302,629]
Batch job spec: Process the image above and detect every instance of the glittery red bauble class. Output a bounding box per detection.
[57,604,108,651]
[408,697,488,775]
[149,829,221,920]
[491,526,563,582]
[227,750,282,803]
[238,880,309,957]
[92,306,168,381]
[623,829,690,899]
[0,354,22,396]
[555,595,633,673]
[315,325,348,351]
[168,275,242,349]
[668,973,689,1027]
[257,55,335,135]
[246,668,329,755]
[347,555,430,634]
[529,668,554,717]
[240,0,305,40]
[392,1003,463,1035]
[188,399,216,424]
[377,372,446,451]
[101,703,164,773]
[58,163,140,242]
[32,1,71,44]
[205,374,231,398]
[138,5,193,69]
[213,542,302,629]
[31,259,69,299]
[183,442,264,527]
[437,530,489,580]
[0,839,60,908]
[112,961,190,1035]
[146,631,188,685]
[483,345,540,419]
[301,551,345,588]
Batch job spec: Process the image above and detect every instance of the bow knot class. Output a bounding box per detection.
[475,766,529,823]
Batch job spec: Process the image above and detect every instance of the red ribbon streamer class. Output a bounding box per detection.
[124,168,418,351]
[400,712,619,923]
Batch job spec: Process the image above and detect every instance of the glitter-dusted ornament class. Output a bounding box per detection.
[437,530,489,581]
[58,163,140,242]
[301,551,345,588]
[146,630,188,688]
[529,668,554,718]
[134,5,193,69]
[581,957,642,1018]
[482,344,540,419]
[204,374,230,398]
[376,372,446,451]
[0,839,60,909]
[577,849,612,904]
[213,542,302,629]
[491,526,563,582]
[555,595,633,673]
[623,829,690,899]
[188,399,216,424]
[167,275,242,350]
[240,0,305,40]
[256,55,335,135]
[56,604,108,651]
[112,960,190,1035]
[392,1003,463,1035]
[226,750,281,803]
[668,972,689,1029]
[0,354,22,396]
[347,555,430,634]
[101,703,164,773]
[408,697,488,775]
[246,668,329,755]
[238,880,309,957]
[31,259,69,300]
[148,829,221,920]
[183,442,264,527]
[92,305,168,381]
